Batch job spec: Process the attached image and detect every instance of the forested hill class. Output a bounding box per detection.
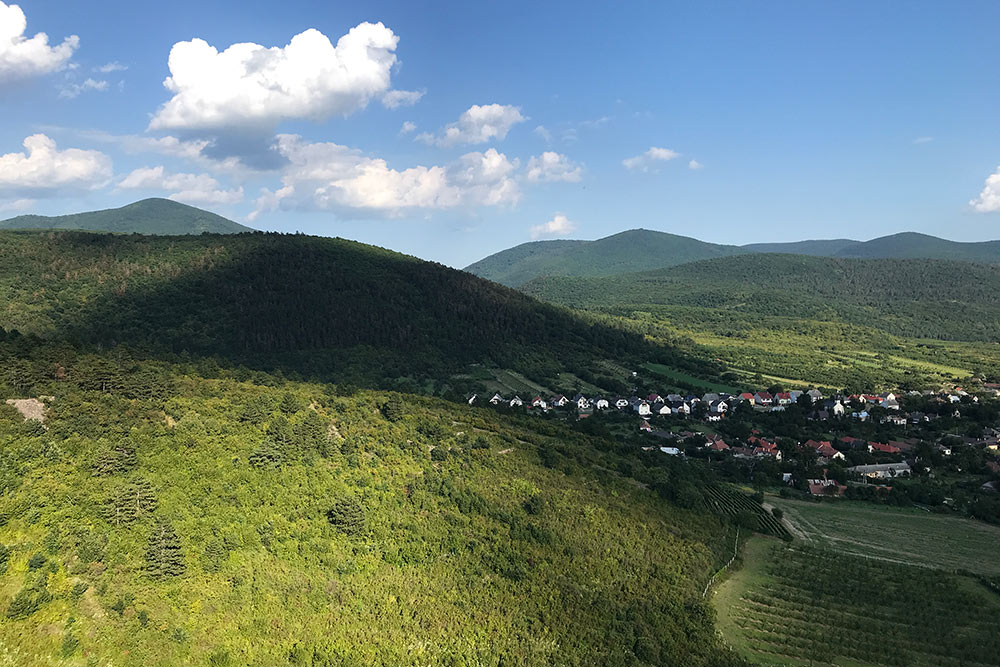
[0,199,252,235]
[468,229,1000,287]
[464,229,745,286]
[521,253,1000,342]
[0,230,704,390]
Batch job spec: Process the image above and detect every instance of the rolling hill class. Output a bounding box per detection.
[0,199,252,235]
[468,229,1000,287]
[0,228,715,394]
[464,229,746,286]
[521,253,1000,389]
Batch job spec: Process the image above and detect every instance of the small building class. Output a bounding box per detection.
[848,462,911,479]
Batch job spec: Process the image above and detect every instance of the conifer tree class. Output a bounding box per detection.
[327,497,365,535]
[382,396,405,423]
[145,518,185,578]
[279,391,302,414]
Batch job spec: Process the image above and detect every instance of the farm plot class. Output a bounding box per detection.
[715,538,1000,666]
[705,485,790,539]
[769,497,1000,576]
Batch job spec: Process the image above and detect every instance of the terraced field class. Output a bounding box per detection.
[715,538,1000,666]
[705,486,790,539]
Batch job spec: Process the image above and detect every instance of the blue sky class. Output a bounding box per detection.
[0,0,998,267]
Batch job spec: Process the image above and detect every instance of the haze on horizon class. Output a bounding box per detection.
[1,0,999,267]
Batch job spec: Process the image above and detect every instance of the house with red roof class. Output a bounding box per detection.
[870,442,901,454]
[754,392,773,406]
[775,392,793,405]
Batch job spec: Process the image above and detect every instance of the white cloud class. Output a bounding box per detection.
[118,165,243,205]
[0,197,33,212]
[399,120,416,135]
[688,159,703,170]
[913,136,933,144]
[0,134,111,193]
[526,151,582,183]
[534,125,552,143]
[0,1,77,82]
[530,214,576,239]
[623,146,681,171]
[970,166,1000,213]
[250,135,519,220]
[150,22,399,131]
[416,103,525,146]
[58,77,108,99]
[95,61,126,73]
[381,89,423,109]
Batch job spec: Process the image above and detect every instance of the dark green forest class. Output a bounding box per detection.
[0,199,251,235]
[0,230,718,394]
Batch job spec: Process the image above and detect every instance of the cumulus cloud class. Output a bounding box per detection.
[250,134,519,220]
[399,120,416,135]
[118,165,243,205]
[534,125,552,143]
[526,151,582,183]
[416,103,525,146]
[0,134,111,194]
[0,1,78,82]
[688,159,703,170]
[58,77,108,99]
[970,167,1000,213]
[149,22,399,131]
[623,146,681,171]
[530,214,576,239]
[381,89,423,109]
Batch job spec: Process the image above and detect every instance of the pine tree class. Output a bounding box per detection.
[382,396,405,423]
[249,441,284,469]
[279,391,302,414]
[92,443,137,476]
[327,498,365,535]
[145,518,185,578]
[268,415,295,454]
[295,411,333,456]
[201,538,227,573]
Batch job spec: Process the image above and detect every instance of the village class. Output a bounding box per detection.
[469,386,1000,501]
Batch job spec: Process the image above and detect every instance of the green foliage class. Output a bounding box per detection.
[201,537,228,573]
[102,477,158,526]
[93,443,137,476]
[60,632,80,657]
[326,497,365,536]
[27,552,46,571]
[279,391,303,414]
[0,543,7,574]
[145,518,185,578]
[382,396,405,422]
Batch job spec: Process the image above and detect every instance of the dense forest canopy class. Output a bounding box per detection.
[0,230,715,392]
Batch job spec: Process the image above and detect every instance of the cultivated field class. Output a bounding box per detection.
[769,497,1000,575]
[714,538,1000,666]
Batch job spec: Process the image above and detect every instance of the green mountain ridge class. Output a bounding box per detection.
[0,199,253,235]
[0,228,712,394]
[468,228,1000,287]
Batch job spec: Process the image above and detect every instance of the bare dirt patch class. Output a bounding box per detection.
[5,397,51,422]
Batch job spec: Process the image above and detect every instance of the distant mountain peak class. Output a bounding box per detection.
[0,199,253,235]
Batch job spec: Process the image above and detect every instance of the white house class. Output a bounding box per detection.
[831,400,846,416]
[509,396,524,408]
[550,395,569,408]
[489,393,504,405]
[615,397,630,410]
[635,400,652,416]
[530,396,547,409]
[659,447,681,456]
[594,397,610,410]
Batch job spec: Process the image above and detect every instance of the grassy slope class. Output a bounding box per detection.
[0,199,252,235]
[769,497,1000,574]
[465,229,746,287]
[0,370,739,666]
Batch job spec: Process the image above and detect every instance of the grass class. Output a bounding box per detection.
[642,363,742,394]
[714,536,1000,666]
[769,497,1000,575]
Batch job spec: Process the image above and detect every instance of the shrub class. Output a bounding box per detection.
[382,397,405,423]
[27,553,46,571]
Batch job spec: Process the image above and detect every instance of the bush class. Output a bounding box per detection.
[27,553,46,571]
[430,447,449,462]
[382,397,405,423]
[771,507,784,521]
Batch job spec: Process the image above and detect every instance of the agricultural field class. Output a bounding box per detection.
[642,363,743,394]
[714,538,1000,666]
[705,486,790,539]
[769,497,1000,575]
